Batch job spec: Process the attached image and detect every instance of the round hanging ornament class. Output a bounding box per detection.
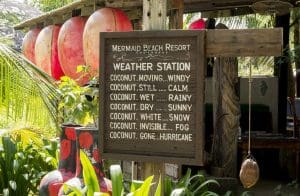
[239,61,260,188]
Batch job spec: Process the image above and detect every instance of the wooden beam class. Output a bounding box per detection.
[206,28,283,57]
[201,7,254,18]
[14,0,142,30]
[169,0,184,29]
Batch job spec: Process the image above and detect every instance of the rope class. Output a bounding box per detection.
[248,62,252,155]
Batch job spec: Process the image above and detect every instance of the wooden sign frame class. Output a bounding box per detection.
[99,30,205,165]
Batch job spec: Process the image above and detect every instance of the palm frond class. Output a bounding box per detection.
[0,43,60,134]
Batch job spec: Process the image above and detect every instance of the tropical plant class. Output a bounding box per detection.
[164,168,220,196]
[0,129,58,195]
[0,1,41,51]
[0,43,60,134]
[63,156,222,196]
[57,73,99,126]
[30,0,76,12]
[63,155,161,196]
[274,180,299,196]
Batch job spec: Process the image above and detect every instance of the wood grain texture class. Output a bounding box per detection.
[212,56,240,177]
[211,23,240,178]
[206,28,283,57]
[143,0,167,30]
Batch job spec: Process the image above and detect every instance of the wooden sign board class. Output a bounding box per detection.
[99,30,205,165]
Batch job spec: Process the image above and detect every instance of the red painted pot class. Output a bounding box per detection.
[22,28,41,64]
[58,16,88,85]
[188,18,206,30]
[83,8,133,77]
[35,25,65,80]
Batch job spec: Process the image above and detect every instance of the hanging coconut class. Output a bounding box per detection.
[35,25,65,80]
[22,28,41,64]
[58,16,88,85]
[239,155,260,188]
[188,18,206,30]
[83,7,133,77]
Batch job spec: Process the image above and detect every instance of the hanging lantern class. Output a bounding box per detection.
[22,28,41,64]
[83,8,133,77]
[35,25,65,80]
[188,18,206,30]
[58,16,88,84]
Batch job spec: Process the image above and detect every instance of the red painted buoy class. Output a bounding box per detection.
[52,25,65,80]
[83,8,133,77]
[35,25,64,80]
[22,28,41,64]
[58,16,88,84]
[188,18,206,30]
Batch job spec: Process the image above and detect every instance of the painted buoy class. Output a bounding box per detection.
[58,16,88,84]
[188,18,206,30]
[83,8,133,77]
[22,28,41,64]
[35,25,64,80]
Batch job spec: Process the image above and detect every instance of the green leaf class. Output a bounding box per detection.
[177,168,191,188]
[62,184,83,195]
[76,65,85,73]
[110,165,124,196]
[3,188,9,196]
[80,150,100,196]
[154,175,162,196]
[9,180,16,191]
[164,176,174,196]
[200,191,219,196]
[0,44,60,132]
[133,175,154,196]
[170,188,185,196]
[94,192,110,196]
[193,179,219,194]
[130,180,144,192]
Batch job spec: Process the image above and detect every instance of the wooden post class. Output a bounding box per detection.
[294,10,300,97]
[139,0,167,193]
[211,23,240,177]
[143,0,167,30]
[168,0,184,29]
[275,13,290,132]
[165,0,184,181]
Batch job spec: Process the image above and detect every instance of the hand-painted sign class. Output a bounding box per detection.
[99,30,205,165]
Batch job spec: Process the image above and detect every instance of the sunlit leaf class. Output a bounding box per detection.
[110,165,123,196]
[80,150,100,196]
[154,175,162,196]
